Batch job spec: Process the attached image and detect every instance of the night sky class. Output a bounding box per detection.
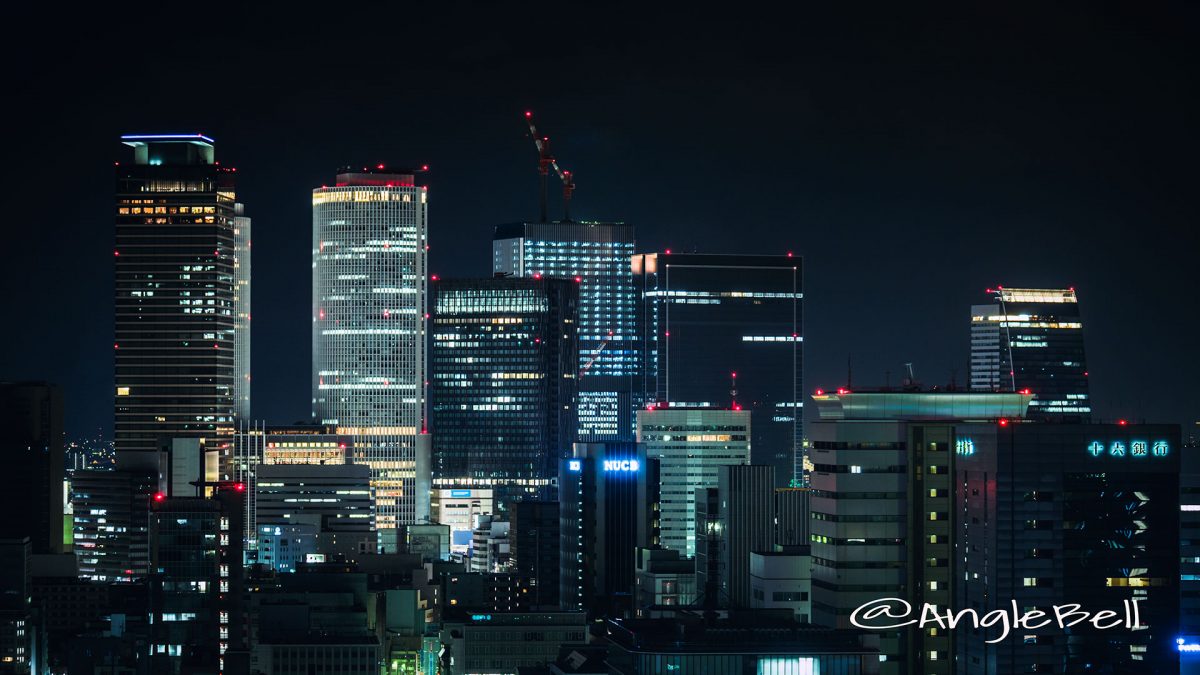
[4,4,1197,439]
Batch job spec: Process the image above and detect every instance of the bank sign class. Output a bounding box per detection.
[1088,440,1169,458]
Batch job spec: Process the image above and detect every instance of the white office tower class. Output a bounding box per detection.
[312,166,429,546]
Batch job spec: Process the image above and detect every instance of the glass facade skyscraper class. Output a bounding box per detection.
[429,277,578,510]
[493,221,637,441]
[970,287,1090,420]
[636,408,751,558]
[633,252,802,486]
[312,167,429,535]
[115,134,250,457]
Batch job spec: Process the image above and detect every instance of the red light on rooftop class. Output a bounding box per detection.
[113,250,120,256]
[665,249,672,254]
[431,275,439,281]
[787,251,794,257]
[998,418,1010,427]
[815,389,824,396]
[533,273,542,279]
[153,492,165,502]
[1019,388,1032,395]
[574,276,582,282]
[377,164,385,170]
[525,111,532,118]
[733,404,742,411]
[647,404,656,411]
[421,164,429,171]
[1118,419,1128,426]
[234,483,245,492]
[113,343,119,349]
[837,387,849,395]
[731,372,737,378]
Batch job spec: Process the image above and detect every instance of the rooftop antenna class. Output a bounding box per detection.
[904,362,916,387]
[730,371,739,411]
[846,355,852,389]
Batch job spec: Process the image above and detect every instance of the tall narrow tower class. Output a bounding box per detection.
[114,134,249,459]
[312,166,429,536]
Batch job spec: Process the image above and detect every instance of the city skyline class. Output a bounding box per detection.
[3,6,1196,438]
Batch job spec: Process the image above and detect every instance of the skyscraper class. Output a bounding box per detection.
[636,408,751,558]
[493,221,637,441]
[970,287,1090,420]
[633,252,803,486]
[115,134,250,456]
[430,276,578,509]
[312,166,429,537]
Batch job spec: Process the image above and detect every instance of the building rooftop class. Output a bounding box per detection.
[985,287,1078,304]
[811,389,1034,421]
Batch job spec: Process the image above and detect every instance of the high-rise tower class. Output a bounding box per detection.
[115,134,249,458]
[312,166,429,536]
[493,221,637,441]
[633,252,803,486]
[429,276,578,510]
[970,287,1090,420]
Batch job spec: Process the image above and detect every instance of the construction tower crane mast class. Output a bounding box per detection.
[524,111,576,222]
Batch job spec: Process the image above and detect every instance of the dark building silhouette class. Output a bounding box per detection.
[510,501,561,610]
[560,443,658,616]
[149,481,247,673]
[0,382,65,554]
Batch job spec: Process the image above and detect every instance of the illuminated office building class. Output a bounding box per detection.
[970,287,1090,420]
[430,277,578,510]
[493,221,637,441]
[633,252,803,487]
[636,408,751,558]
[313,167,430,537]
[115,134,250,457]
[233,423,430,553]
[431,488,494,555]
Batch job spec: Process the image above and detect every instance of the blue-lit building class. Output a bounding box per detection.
[970,287,1090,420]
[560,442,658,617]
[633,252,803,486]
[430,276,579,510]
[255,523,318,573]
[493,221,637,441]
[957,421,1181,673]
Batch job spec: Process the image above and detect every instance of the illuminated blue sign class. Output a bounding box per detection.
[603,459,639,472]
[1088,440,1169,458]
[470,614,492,621]
[567,459,582,472]
[450,489,472,498]
[955,439,975,456]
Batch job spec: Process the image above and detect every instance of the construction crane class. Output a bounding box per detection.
[524,111,576,222]
[578,330,613,377]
